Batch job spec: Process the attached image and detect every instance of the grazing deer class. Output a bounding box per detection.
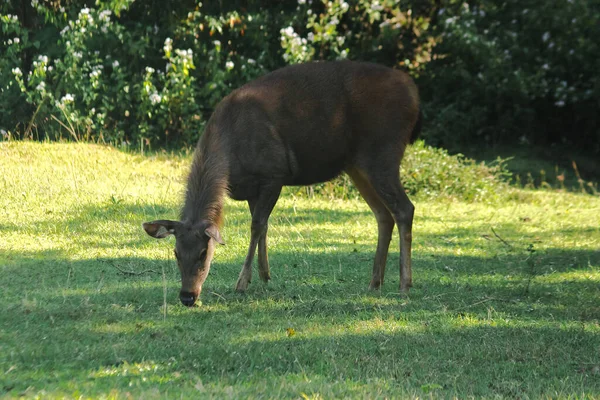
[143,61,421,306]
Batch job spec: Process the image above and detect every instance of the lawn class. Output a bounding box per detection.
[1,142,599,398]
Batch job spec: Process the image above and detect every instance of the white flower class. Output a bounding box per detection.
[112,60,119,68]
[38,55,48,63]
[61,94,75,104]
[36,82,46,91]
[13,37,20,44]
[149,92,161,105]
[60,26,69,36]
[298,0,306,4]
[247,58,256,65]
[146,66,155,74]
[542,32,550,42]
[225,60,235,70]
[542,63,550,70]
[164,38,173,54]
[340,1,349,11]
[307,32,315,42]
[445,17,456,26]
[336,36,345,45]
[12,67,22,76]
[340,49,348,58]
[371,1,383,11]
[99,10,112,23]
[213,40,221,47]
[555,100,565,107]
[283,26,295,37]
[73,51,83,59]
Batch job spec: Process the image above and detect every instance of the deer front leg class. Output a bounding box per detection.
[257,225,271,282]
[235,185,281,292]
[235,224,261,292]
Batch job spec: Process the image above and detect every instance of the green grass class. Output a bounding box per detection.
[1,142,599,399]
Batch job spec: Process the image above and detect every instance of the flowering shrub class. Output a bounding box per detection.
[421,0,600,153]
[0,0,598,153]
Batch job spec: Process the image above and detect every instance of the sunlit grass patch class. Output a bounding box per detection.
[0,142,598,398]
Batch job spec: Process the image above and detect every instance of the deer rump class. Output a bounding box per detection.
[144,61,421,307]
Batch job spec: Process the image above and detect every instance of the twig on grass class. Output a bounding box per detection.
[210,291,227,303]
[105,260,158,276]
[453,296,518,312]
[491,227,513,249]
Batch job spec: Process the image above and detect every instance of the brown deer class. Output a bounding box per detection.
[143,61,421,307]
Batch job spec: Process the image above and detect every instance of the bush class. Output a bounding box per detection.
[287,140,513,202]
[1,0,598,154]
[421,0,600,154]
[0,0,434,146]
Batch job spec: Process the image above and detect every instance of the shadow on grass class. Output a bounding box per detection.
[1,200,599,396]
[2,250,599,397]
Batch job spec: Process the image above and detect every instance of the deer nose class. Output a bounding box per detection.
[179,291,197,307]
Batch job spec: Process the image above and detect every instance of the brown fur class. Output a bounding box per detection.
[144,61,421,306]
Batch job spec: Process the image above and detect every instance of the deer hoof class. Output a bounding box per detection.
[258,271,271,283]
[235,278,249,292]
[368,280,382,290]
[399,283,412,293]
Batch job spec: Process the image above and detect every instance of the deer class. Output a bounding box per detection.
[143,61,421,307]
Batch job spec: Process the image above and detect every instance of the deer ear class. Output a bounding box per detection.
[143,220,180,239]
[204,224,225,245]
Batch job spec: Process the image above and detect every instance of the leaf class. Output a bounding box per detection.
[421,383,443,393]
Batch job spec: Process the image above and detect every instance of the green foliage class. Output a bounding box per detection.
[292,140,512,202]
[421,0,600,153]
[1,142,599,397]
[1,1,598,153]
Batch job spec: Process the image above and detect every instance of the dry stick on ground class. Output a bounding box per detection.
[453,296,518,312]
[24,98,46,139]
[491,227,513,249]
[106,260,158,276]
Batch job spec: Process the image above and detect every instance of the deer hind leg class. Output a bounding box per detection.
[248,198,272,283]
[236,184,281,292]
[347,167,394,290]
[360,166,414,293]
